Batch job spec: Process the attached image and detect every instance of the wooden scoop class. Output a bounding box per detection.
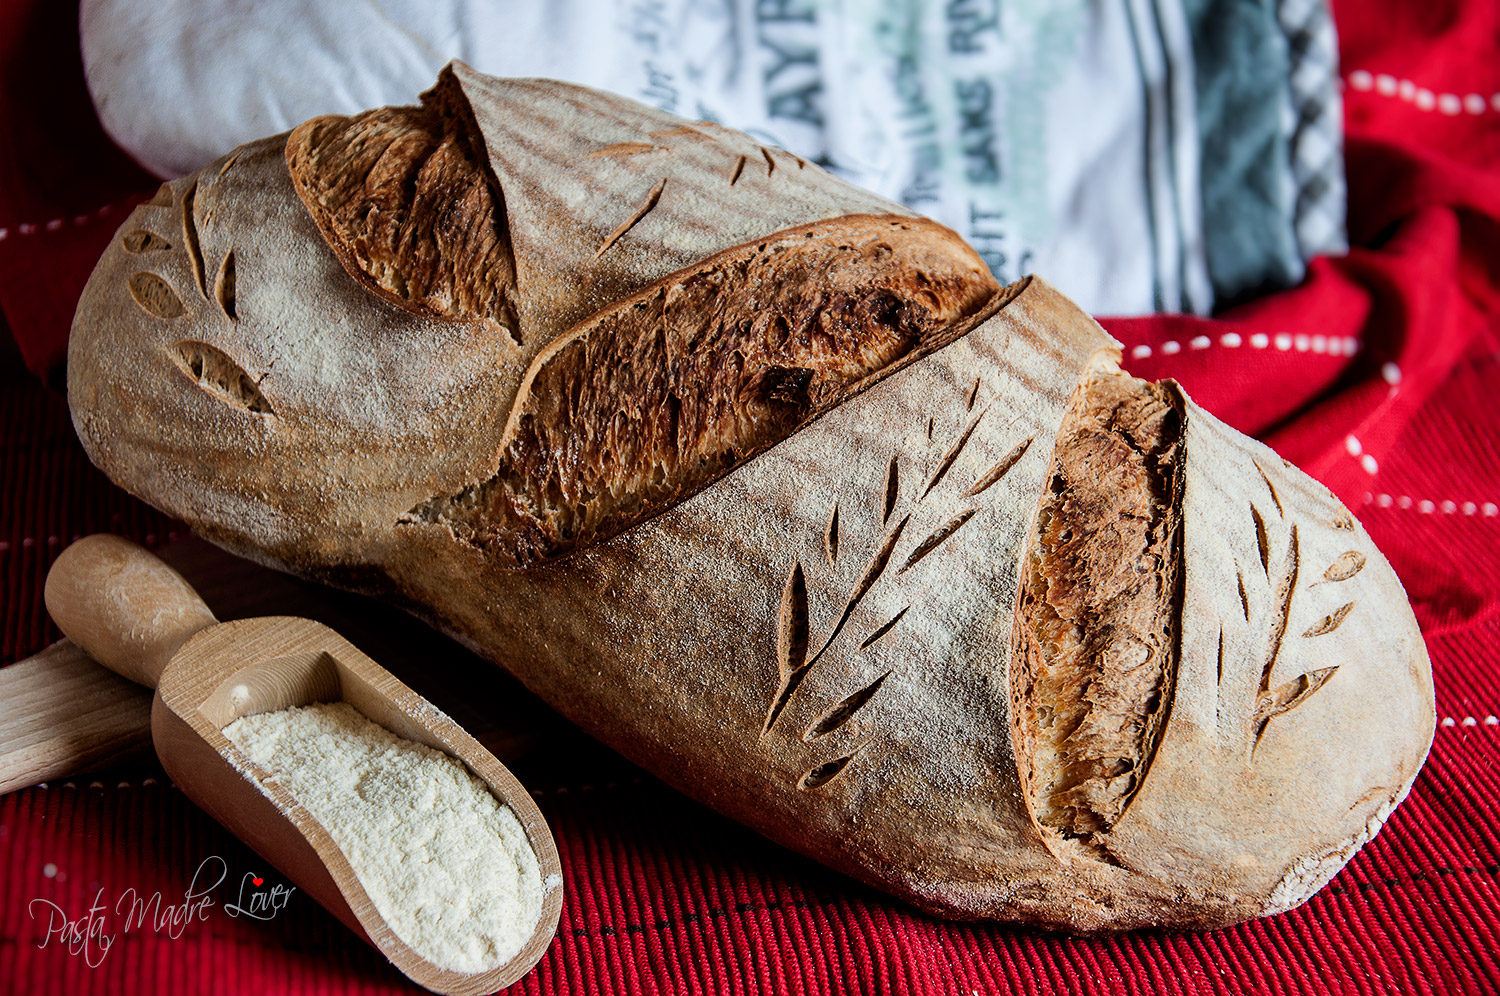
[44,534,563,995]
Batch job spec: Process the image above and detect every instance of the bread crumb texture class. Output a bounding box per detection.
[286,100,519,333]
[223,702,542,973]
[1013,369,1184,849]
[405,216,998,566]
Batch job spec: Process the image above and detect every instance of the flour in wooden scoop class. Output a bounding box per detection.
[223,701,542,973]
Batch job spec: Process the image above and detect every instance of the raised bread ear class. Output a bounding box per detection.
[288,60,1003,568]
[285,99,520,336]
[442,61,919,348]
[403,215,1005,568]
[287,61,919,351]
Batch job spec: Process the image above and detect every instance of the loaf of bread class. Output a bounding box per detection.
[67,62,1434,932]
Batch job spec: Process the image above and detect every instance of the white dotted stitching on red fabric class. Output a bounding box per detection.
[1441,717,1500,728]
[1344,435,1380,476]
[35,778,166,790]
[529,777,644,797]
[0,199,128,242]
[1346,70,1497,116]
[1365,493,1499,517]
[1130,333,1359,360]
[0,530,184,555]
[27,773,655,794]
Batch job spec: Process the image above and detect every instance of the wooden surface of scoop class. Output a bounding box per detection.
[0,532,549,794]
[43,535,564,995]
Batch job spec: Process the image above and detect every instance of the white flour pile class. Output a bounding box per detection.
[223,701,542,973]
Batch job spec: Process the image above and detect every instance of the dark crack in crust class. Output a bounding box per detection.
[285,83,519,336]
[404,215,1001,567]
[1013,367,1185,855]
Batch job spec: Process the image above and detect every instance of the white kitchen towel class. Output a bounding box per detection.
[81,0,1330,317]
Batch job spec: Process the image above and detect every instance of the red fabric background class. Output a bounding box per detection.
[2,1,1498,993]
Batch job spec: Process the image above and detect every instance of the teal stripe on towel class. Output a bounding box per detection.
[1183,0,1304,308]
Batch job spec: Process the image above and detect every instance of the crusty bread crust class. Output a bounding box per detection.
[1013,370,1184,849]
[405,214,998,566]
[286,103,520,332]
[66,63,1436,932]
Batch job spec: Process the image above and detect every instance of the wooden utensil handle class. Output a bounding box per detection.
[0,639,154,794]
[44,534,218,689]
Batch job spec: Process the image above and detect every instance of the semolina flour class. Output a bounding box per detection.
[223,701,542,973]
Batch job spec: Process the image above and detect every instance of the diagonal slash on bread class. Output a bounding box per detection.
[67,61,1435,933]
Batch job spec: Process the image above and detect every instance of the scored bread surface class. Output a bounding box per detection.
[66,62,1435,932]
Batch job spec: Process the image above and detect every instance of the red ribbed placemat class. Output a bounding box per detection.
[2,0,1498,993]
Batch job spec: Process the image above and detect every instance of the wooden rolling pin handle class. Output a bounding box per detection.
[44,534,218,690]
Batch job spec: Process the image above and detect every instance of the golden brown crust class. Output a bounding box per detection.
[65,63,1436,934]
[1012,369,1183,849]
[404,214,999,567]
[286,98,519,335]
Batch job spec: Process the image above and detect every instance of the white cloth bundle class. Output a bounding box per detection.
[81,0,1344,316]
